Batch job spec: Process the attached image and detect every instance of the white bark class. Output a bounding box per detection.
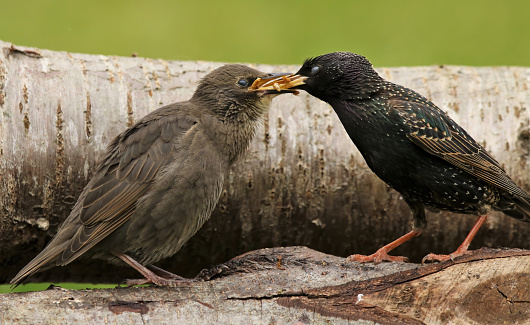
[1,41,529,283]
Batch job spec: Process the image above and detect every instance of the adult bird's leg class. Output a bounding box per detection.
[115,253,195,287]
[347,203,426,263]
[422,215,488,263]
[347,230,422,263]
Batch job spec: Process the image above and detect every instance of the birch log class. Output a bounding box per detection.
[1,247,529,324]
[0,41,529,283]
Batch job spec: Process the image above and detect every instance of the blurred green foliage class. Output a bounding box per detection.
[1,0,529,67]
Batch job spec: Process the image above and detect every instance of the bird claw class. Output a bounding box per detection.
[123,274,196,287]
[347,252,409,264]
[421,249,469,264]
[146,264,189,280]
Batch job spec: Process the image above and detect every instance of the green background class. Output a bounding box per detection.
[1,0,529,293]
[1,0,529,67]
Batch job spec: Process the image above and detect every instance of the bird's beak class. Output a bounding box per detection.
[249,73,307,95]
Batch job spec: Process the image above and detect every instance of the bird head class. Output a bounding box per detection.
[257,52,384,103]
[192,64,296,121]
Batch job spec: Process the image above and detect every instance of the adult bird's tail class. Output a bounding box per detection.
[503,194,530,223]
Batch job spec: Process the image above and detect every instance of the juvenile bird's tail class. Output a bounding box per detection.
[10,241,69,287]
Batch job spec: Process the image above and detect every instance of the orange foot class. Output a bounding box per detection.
[422,215,487,264]
[346,230,421,263]
[422,246,470,263]
[347,249,409,263]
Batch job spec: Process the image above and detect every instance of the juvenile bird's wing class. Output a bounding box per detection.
[391,98,530,199]
[11,103,198,285]
[63,105,198,264]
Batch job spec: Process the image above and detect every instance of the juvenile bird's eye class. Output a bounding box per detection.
[237,79,249,87]
[311,66,320,75]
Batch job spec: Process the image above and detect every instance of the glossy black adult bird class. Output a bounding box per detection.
[11,64,294,286]
[271,52,530,263]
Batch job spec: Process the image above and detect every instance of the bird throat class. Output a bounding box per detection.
[331,89,398,155]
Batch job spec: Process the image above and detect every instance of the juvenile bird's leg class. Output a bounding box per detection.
[115,253,195,287]
[146,264,189,280]
[422,215,488,263]
[347,203,425,263]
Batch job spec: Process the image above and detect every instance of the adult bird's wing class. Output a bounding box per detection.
[391,98,530,200]
[11,103,198,284]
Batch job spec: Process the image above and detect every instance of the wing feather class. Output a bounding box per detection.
[391,99,530,199]
[61,105,197,262]
[11,103,199,285]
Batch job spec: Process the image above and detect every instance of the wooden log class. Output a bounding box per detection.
[1,247,528,324]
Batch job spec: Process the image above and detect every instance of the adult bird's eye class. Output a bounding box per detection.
[310,66,320,75]
[237,79,249,87]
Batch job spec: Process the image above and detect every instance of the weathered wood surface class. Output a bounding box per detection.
[1,247,528,324]
[1,41,529,283]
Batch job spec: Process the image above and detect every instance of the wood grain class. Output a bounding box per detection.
[1,247,528,324]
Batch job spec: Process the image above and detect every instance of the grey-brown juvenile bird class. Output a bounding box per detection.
[11,64,294,286]
[268,52,530,263]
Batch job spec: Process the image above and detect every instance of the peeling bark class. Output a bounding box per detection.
[1,247,529,324]
[0,41,529,284]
